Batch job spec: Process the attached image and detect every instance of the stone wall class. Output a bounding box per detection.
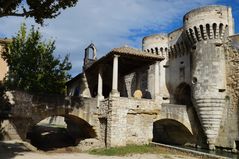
[167,54,191,101]
[216,40,239,149]
[0,43,8,82]
[103,97,159,147]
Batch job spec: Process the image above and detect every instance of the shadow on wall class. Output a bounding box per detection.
[174,82,192,106]
[0,83,12,140]
[128,68,152,99]
[0,141,31,159]
[0,84,11,119]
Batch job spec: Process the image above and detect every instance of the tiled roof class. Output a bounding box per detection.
[109,46,164,60]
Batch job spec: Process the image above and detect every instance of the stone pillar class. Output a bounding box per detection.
[154,61,160,100]
[110,55,120,97]
[97,66,104,100]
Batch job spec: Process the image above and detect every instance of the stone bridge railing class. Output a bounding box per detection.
[157,103,193,134]
[3,91,88,118]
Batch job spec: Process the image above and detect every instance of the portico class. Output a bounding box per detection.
[84,46,164,100]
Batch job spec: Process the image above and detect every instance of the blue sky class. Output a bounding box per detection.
[0,0,238,76]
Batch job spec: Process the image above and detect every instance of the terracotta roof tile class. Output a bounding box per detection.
[109,46,164,60]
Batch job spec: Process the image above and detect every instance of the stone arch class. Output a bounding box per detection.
[27,114,96,150]
[83,43,97,69]
[174,82,192,106]
[64,114,97,139]
[155,104,193,134]
[153,119,195,145]
[25,105,96,136]
[85,43,97,60]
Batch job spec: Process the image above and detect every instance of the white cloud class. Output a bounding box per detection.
[0,0,220,76]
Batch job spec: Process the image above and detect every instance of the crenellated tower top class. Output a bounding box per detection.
[142,34,168,58]
[183,5,234,44]
[141,5,235,60]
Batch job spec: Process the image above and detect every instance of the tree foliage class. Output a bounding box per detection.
[0,0,78,24]
[2,23,72,94]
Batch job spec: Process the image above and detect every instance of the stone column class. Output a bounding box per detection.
[97,66,104,100]
[110,55,120,97]
[154,61,160,100]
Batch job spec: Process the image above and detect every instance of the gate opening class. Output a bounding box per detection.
[153,119,194,146]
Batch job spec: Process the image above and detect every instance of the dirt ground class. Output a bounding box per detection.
[0,140,199,159]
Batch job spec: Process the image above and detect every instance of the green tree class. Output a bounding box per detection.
[0,0,78,24]
[2,23,72,94]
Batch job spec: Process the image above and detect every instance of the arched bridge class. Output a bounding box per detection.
[1,91,98,141]
[156,103,193,134]
[1,91,202,148]
[153,103,201,145]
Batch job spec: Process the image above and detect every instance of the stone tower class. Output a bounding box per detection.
[184,5,234,150]
[142,34,169,102]
[141,5,236,149]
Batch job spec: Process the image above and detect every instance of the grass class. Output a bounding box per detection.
[89,144,217,159]
[89,144,172,156]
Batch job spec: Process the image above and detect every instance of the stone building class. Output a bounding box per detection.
[0,39,10,82]
[67,5,239,150]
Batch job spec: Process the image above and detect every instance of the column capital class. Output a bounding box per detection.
[113,54,120,58]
